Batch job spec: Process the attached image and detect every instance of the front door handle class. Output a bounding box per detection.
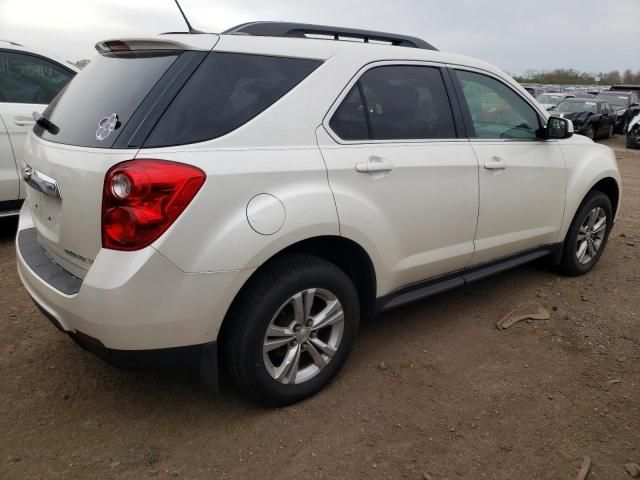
[14,118,35,127]
[355,157,394,174]
[484,159,508,171]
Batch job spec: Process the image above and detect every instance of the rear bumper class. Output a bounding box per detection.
[16,206,254,352]
[32,293,215,373]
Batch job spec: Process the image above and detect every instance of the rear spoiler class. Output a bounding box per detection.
[95,34,218,54]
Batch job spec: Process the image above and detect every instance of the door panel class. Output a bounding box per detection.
[318,63,479,295]
[1,103,43,199]
[452,68,567,265]
[0,113,19,202]
[318,128,479,296]
[469,141,566,264]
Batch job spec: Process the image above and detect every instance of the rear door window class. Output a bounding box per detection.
[0,51,74,104]
[329,85,369,140]
[329,65,456,141]
[35,51,180,148]
[144,52,322,147]
[361,66,456,140]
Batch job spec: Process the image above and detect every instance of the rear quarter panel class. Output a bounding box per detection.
[146,147,340,273]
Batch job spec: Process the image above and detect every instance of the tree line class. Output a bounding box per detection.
[513,69,640,86]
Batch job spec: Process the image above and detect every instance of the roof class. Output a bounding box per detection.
[0,40,79,72]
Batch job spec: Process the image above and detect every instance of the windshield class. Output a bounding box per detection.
[555,100,597,113]
[596,93,629,107]
[537,94,564,104]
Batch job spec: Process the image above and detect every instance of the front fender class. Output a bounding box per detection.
[558,140,621,242]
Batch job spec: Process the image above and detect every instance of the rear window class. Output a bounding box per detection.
[144,52,322,147]
[35,51,180,148]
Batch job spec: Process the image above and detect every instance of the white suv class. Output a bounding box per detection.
[16,23,621,406]
[0,40,77,217]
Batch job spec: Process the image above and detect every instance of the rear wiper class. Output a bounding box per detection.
[32,111,59,135]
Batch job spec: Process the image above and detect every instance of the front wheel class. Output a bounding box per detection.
[559,191,613,276]
[221,254,360,406]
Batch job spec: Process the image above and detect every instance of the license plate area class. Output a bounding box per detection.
[26,188,62,242]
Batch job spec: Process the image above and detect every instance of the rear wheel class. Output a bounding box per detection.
[221,254,360,406]
[605,124,614,139]
[559,191,613,276]
[585,126,596,140]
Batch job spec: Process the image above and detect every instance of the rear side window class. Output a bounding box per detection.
[329,85,369,140]
[329,65,456,141]
[144,53,322,147]
[35,51,180,148]
[0,51,74,104]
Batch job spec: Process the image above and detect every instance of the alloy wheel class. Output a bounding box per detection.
[576,207,607,265]
[263,289,344,385]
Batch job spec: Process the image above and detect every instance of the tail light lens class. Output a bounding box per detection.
[102,159,205,251]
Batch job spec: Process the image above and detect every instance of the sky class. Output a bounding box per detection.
[1,0,639,75]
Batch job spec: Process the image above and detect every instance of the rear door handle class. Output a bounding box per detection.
[484,159,508,170]
[355,157,394,174]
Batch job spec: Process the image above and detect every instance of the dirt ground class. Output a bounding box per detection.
[1,135,638,480]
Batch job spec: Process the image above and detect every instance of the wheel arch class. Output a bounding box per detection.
[217,235,377,343]
[590,177,620,217]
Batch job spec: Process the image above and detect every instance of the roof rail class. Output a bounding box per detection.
[223,21,438,51]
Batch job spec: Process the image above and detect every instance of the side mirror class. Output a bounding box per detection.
[630,102,639,108]
[539,116,574,140]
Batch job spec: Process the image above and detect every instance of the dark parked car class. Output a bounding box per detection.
[627,115,640,149]
[523,85,544,98]
[554,98,616,140]
[595,90,640,133]
[609,84,640,93]
[537,92,576,110]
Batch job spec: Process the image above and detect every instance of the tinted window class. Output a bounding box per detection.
[456,70,540,140]
[329,85,369,140]
[36,51,179,148]
[145,53,322,147]
[360,65,455,140]
[0,51,74,104]
[597,92,630,108]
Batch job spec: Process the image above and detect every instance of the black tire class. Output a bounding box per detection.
[627,135,635,148]
[559,191,613,276]
[585,126,596,140]
[606,124,614,139]
[618,118,629,135]
[221,254,360,406]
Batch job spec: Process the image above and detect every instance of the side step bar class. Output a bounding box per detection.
[0,208,21,218]
[375,245,561,313]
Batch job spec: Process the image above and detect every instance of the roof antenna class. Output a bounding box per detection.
[173,0,203,34]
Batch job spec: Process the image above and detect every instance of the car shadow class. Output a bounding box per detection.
[0,216,18,242]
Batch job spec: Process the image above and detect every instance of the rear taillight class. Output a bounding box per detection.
[102,159,205,251]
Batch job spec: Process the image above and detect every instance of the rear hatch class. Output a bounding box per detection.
[24,35,218,279]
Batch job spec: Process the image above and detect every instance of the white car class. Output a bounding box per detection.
[0,40,77,217]
[16,23,621,406]
[537,92,576,111]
